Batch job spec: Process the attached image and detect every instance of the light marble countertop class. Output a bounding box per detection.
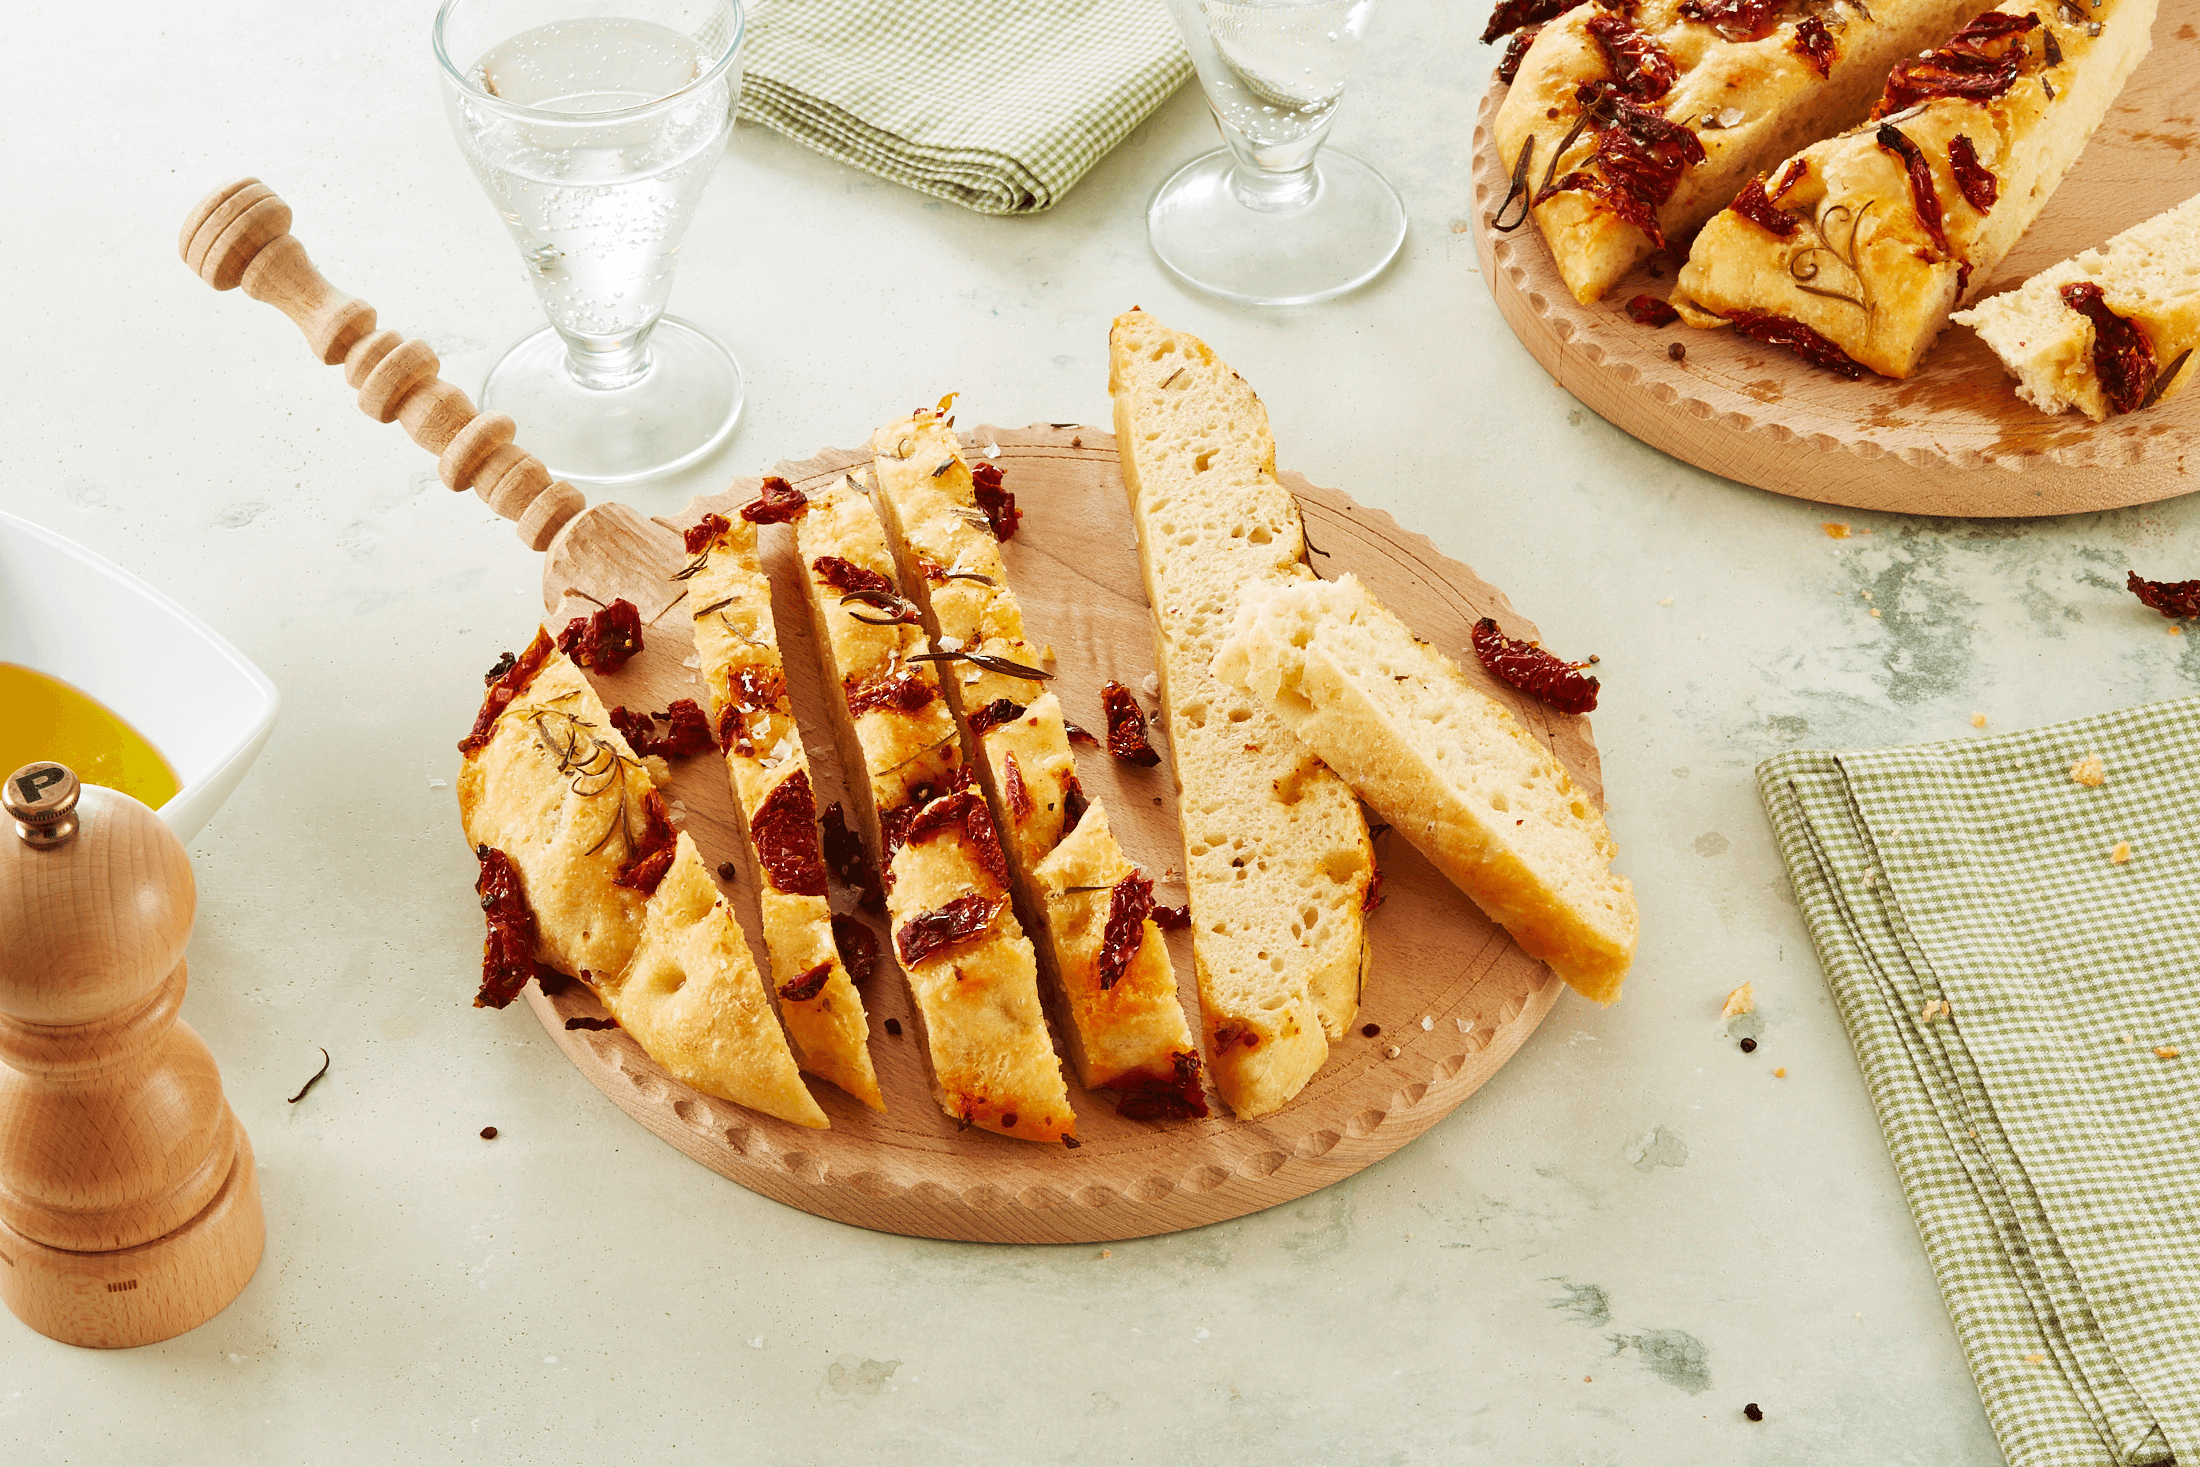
[9,1,2198,1462]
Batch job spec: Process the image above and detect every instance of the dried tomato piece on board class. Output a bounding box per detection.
[1498,25,1540,84]
[1100,681,1162,767]
[1585,12,1677,101]
[812,555,894,598]
[612,789,679,896]
[1727,310,1868,380]
[1948,134,1997,214]
[1063,720,1099,747]
[683,513,730,555]
[2128,571,2200,619]
[460,628,555,756]
[1481,0,1583,43]
[556,598,644,674]
[1363,865,1388,914]
[1471,616,1601,715]
[896,893,1004,967]
[2061,282,2158,416]
[820,800,885,909]
[742,476,808,525]
[970,462,1021,542]
[1153,903,1192,931]
[1114,1050,1209,1122]
[1626,294,1682,326]
[1875,124,1950,259]
[1875,11,2037,116]
[778,962,831,1003]
[474,845,558,1009]
[845,668,938,717]
[1677,0,1781,42]
[832,913,880,984]
[750,768,829,897]
[1729,175,1800,239]
[1099,870,1156,991]
[1791,14,1835,76]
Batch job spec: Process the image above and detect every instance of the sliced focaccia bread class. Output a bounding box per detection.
[1490,0,1996,305]
[794,479,1074,1143]
[1953,191,2200,420]
[457,633,827,1129]
[683,492,883,1111]
[1109,309,1373,1120]
[1032,802,1207,1118]
[1671,0,2157,378]
[1213,575,1638,1005]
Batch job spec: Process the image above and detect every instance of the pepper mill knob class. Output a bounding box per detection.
[0,765,263,1347]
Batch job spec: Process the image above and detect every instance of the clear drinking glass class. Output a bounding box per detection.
[1150,0,1405,305]
[435,0,743,485]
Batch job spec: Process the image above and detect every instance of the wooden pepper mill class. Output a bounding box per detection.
[0,762,264,1347]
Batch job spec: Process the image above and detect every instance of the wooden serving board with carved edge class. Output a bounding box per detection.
[1469,2,2200,518]
[521,424,1594,1243]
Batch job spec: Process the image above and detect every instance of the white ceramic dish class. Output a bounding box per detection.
[0,511,279,843]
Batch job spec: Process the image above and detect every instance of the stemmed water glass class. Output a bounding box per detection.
[435,0,744,485]
[1149,0,1405,305]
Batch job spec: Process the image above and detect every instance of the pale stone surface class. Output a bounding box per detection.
[9,1,2198,1462]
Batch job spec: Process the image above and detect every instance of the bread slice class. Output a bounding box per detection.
[1212,575,1637,1005]
[1492,0,1996,304]
[457,638,827,1128]
[1953,191,2200,420]
[793,479,1075,1143]
[684,498,882,1110]
[1671,0,2157,378]
[869,403,1202,1111]
[1108,309,1373,1119]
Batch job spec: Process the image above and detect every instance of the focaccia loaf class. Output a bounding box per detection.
[1491,0,1995,305]
[1213,575,1638,1005]
[794,480,1074,1143]
[457,637,827,1129]
[1953,191,2200,420]
[1108,309,1373,1120]
[869,403,1204,1113]
[684,496,883,1111]
[1671,0,2157,378]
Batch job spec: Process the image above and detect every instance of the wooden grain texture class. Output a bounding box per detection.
[0,783,263,1347]
[1468,4,2200,517]
[522,425,1596,1243]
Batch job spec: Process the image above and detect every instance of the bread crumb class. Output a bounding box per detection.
[1659,596,1675,606]
[1822,522,1851,539]
[2069,754,2105,787]
[2157,1046,2180,1059]
[1921,999,1949,1023]
[2025,1352,2045,1365]
[1971,712,1987,728]
[1870,608,1882,618]
[2111,841,2132,865]
[2172,624,2185,636]
[1383,1044,1401,1059]
[1722,982,1755,1019]
[1773,1067,1788,1078]
[1099,1248,1113,1258]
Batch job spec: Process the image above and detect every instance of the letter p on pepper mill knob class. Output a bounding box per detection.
[0,762,264,1347]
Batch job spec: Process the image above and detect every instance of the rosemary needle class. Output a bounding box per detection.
[288,1047,330,1104]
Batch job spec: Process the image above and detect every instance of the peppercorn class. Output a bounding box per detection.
[480,1126,499,1140]
[1740,1037,1758,1053]
[884,1018,903,1037]
[1667,341,1687,362]
[1744,1403,1763,1422]
[1362,1023,1381,1038]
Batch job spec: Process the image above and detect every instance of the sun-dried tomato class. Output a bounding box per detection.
[1003,752,1034,823]
[878,770,971,870]
[778,962,831,1003]
[967,698,1026,737]
[1471,617,1601,714]
[1948,134,1997,214]
[1061,773,1089,836]
[564,1016,619,1031]
[1063,720,1098,747]
[751,768,829,897]
[610,699,714,759]
[1100,681,1162,767]
[2062,281,2158,416]
[483,650,516,684]
[2128,570,2200,619]
[612,789,678,896]
[1363,865,1388,914]
[1211,1023,1260,1052]
[814,556,893,598]
[1876,11,2037,116]
[742,476,808,525]
[845,668,938,717]
[833,913,880,983]
[1875,124,1950,260]
[474,845,559,1009]
[1585,13,1676,100]
[1677,0,1780,41]
[683,513,729,555]
[716,665,788,756]
[1482,0,1587,42]
[1770,157,1809,201]
[1626,294,1681,326]
[969,462,1021,542]
[901,788,1010,889]
[1791,14,1835,76]
[895,893,1004,967]
[1727,310,1868,380]
[1536,85,1705,250]
[1498,24,1540,83]
[1728,174,1800,239]
[1114,1050,1209,1121]
[1153,903,1191,931]
[1099,870,1156,991]
[460,627,554,756]
[556,598,644,674]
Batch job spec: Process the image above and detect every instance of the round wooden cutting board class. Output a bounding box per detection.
[1469,3,2200,517]
[525,425,1596,1243]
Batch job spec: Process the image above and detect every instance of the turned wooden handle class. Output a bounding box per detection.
[179,179,585,553]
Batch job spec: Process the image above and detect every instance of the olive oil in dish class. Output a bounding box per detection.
[0,663,180,809]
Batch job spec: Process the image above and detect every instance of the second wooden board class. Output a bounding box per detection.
[1468,2,2200,517]
[514,425,1594,1243]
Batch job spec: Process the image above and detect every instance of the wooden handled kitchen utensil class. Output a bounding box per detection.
[0,763,264,1347]
[179,178,585,552]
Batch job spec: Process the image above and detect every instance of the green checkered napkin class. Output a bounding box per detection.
[1759,699,2200,1467]
[736,0,1190,215]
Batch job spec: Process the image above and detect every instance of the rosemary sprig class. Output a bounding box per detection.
[2138,350,2194,413]
[872,732,959,779]
[841,588,922,626]
[908,649,1052,681]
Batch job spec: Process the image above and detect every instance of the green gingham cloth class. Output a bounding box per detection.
[1758,698,2200,1467]
[736,0,1190,214]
